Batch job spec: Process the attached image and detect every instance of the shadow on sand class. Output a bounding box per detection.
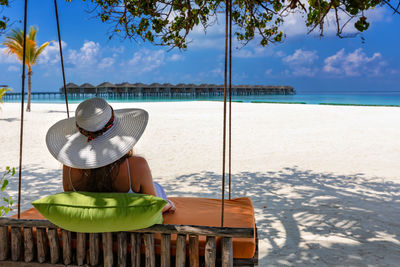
[0,117,19,122]
[3,165,400,266]
[160,167,400,266]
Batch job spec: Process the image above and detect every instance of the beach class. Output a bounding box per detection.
[1,101,400,266]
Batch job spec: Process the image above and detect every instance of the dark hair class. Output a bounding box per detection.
[75,150,133,192]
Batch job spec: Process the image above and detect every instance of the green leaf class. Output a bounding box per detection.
[354,16,369,31]
[1,179,8,191]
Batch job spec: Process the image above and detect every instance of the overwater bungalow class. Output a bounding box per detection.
[185,83,196,95]
[80,83,96,94]
[57,82,295,97]
[60,82,80,94]
[116,82,134,95]
[97,82,116,96]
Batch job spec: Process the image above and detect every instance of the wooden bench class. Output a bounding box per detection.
[0,217,257,266]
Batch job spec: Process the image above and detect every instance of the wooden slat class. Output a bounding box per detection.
[128,224,253,238]
[76,233,86,266]
[11,227,22,261]
[61,230,72,265]
[221,237,233,267]
[23,227,34,262]
[130,233,141,267]
[205,236,216,267]
[160,234,170,267]
[117,232,127,267]
[189,235,199,267]
[143,233,155,267]
[175,234,186,267]
[36,228,47,263]
[0,226,9,260]
[0,260,82,266]
[48,228,60,264]
[89,233,99,266]
[102,232,113,267]
[0,218,56,228]
[0,218,254,237]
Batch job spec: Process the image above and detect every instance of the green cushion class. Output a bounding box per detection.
[32,191,167,233]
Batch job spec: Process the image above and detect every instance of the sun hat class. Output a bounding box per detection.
[46,97,148,169]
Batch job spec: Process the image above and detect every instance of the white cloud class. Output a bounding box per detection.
[281,6,388,37]
[7,65,19,72]
[38,41,67,65]
[234,46,272,58]
[282,49,319,77]
[187,14,226,49]
[128,49,165,72]
[62,41,119,71]
[68,41,101,66]
[275,51,286,57]
[168,53,184,61]
[0,48,19,64]
[188,36,225,50]
[98,57,115,69]
[178,5,388,49]
[323,48,385,76]
[265,69,272,75]
[283,49,318,65]
[110,46,125,54]
[280,11,308,37]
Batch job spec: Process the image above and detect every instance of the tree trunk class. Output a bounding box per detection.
[26,69,32,112]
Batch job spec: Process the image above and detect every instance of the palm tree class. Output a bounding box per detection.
[0,87,11,110]
[2,26,49,112]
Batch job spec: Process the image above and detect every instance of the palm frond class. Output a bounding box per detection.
[0,87,12,106]
[31,41,50,65]
[28,26,37,41]
[1,26,49,69]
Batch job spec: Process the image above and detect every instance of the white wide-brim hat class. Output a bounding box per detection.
[46,97,148,169]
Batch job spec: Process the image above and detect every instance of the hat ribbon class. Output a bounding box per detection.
[76,106,115,142]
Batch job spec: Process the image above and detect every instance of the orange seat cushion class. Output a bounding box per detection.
[13,197,256,259]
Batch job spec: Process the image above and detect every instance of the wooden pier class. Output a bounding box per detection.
[3,82,295,100]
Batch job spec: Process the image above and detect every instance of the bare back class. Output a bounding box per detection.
[62,156,157,196]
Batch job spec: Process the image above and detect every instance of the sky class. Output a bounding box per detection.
[0,1,399,94]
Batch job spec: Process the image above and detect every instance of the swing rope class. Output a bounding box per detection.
[228,0,233,201]
[17,0,70,218]
[54,0,70,118]
[17,0,28,219]
[221,0,233,227]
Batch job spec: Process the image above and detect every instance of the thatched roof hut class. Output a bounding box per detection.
[80,83,96,94]
[97,82,116,88]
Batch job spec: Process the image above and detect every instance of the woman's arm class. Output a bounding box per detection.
[62,165,74,191]
[133,157,175,213]
[133,157,157,196]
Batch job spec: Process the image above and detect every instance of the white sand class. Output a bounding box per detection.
[1,101,400,266]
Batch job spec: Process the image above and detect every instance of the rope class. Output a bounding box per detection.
[228,0,232,200]
[54,0,70,118]
[221,0,232,227]
[17,0,28,219]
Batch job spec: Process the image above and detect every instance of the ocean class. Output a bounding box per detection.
[3,92,400,106]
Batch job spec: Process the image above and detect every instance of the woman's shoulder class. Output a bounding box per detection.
[129,155,151,174]
[130,155,148,166]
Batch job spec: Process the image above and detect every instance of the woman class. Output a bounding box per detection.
[46,97,175,213]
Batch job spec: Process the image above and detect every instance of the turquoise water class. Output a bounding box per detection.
[4,93,400,106]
